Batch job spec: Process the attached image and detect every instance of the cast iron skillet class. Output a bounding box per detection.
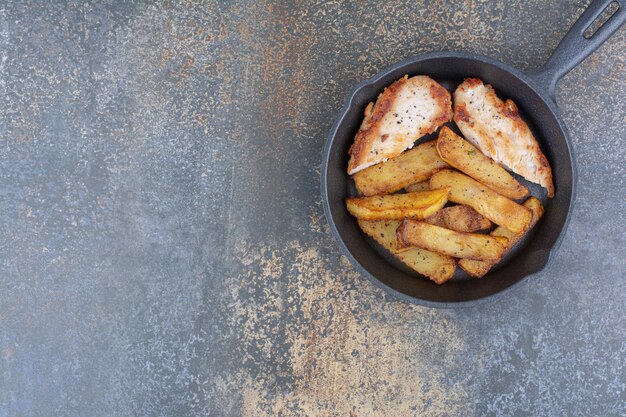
[321,0,625,307]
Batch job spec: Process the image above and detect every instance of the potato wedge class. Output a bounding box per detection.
[346,188,449,220]
[405,180,430,193]
[397,220,508,260]
[353,140,449,196]
[459,197,545,278]
[424,205,492,232]
[436,126,528,199]
[357,219,456,284]
[430,170,531,233]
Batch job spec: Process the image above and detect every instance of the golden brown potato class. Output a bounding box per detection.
[436,126,529,199]
[424,205,492,232]
[404,181,430,193]
[353,140,449,196]
[357,219,456,284]
[397,220,508,260]
[346,188,449,220]
[459,197,544,278]
[430,170,532,234]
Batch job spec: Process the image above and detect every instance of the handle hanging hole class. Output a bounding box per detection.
[583,1,620,39]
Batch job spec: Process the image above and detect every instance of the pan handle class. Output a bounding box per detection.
[526,0,625,101]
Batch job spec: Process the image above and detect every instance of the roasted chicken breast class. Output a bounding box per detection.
[453,78,555,197]
[347,75,452,175]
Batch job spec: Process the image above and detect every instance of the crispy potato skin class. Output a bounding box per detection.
[436,127,528,200]
[357,219,456,284]
[397,220,508,260]
[424,205,492,232]
[459,197,544,278]
[345,189,448,220]
[353,140,449,196]
[430,170,531,234]
[404,180,430,193]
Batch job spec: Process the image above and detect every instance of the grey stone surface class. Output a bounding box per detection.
[0,1,624,416]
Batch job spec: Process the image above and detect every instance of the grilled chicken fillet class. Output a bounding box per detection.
[347,75,452,175]
[454,78,555,197]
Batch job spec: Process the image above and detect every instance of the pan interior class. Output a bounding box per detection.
[324,55,573,305]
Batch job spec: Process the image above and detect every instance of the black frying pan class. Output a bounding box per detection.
[321,0,625,307]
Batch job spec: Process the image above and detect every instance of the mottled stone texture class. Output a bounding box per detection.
[0,1,624,416]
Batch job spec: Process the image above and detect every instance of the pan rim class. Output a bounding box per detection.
[320,51,577,308]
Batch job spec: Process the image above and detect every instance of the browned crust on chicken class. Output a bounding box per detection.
[429,84,453,126]
[347,75,452,174]
[453,78,555,197]
[348,77,406,163]
[453,102,471,125]
[462,78,482,88]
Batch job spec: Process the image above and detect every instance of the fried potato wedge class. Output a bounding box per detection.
[436,126,529,199]
[397,220,508,260]
[404,180,430,193]
[357,219,456,284]
[424,205,492,232]
[459,197,544,278]
[353,140,449,196]
[346,188,449,220]
[430,170,532,233]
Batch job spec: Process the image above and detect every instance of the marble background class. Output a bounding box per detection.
[1,1,624,416]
